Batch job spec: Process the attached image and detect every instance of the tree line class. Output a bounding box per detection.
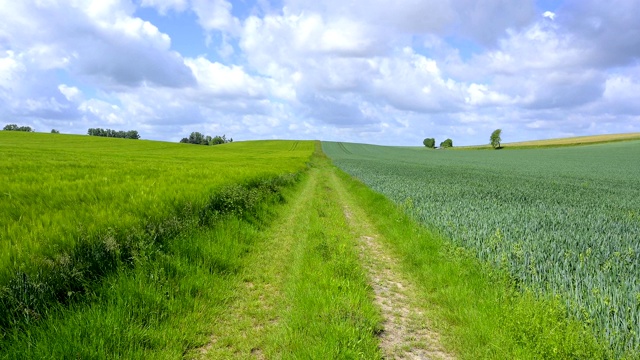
[180,132,232,146]
[3,124,34,132]
[87,128,140,139]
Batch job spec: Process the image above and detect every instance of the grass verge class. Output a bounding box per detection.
[0,175,299,358]
[198,144,382,358]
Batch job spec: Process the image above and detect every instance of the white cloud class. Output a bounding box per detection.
[0,51,24,88]
[185,57,266,98]
[465,83,512,106]
[2,0,640,146]
[140,0,188,14]
[58,85,82,102]
[191,0,241,34]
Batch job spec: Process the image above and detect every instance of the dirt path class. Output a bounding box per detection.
[328,170,455,359]
[195,160,453,358]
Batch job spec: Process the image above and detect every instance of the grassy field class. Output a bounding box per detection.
[0,131,313,337]
[324,140,640,357]
[0,143,383,358]
[2,131,637,358]
[459,132,640,149]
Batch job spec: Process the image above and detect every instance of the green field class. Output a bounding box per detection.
[0,131,313,336]
[323,140,640,356]
[2,131,638,358]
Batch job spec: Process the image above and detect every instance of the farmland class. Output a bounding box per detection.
[0,131,313,337]
[324,140,640,356]
[457,132,640,149]
[1,131,636,358]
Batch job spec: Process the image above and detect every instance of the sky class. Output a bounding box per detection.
[1,0,639,146]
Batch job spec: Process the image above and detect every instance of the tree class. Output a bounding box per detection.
[490,129,502,149]
[423,138,435,149]
[180,132,232,145]
[88,128,139,139]
[3,124,33,132]
[51,129,60,134]
[440,138,453,148]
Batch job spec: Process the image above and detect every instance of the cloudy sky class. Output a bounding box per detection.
[1,0,639,145]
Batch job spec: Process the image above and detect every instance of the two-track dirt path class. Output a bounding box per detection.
[327,170,454,360]
[196,157,453,359]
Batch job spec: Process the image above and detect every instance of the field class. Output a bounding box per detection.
[458,132,640,149]
[323,140,640,356]
[2,131,637,358]
[0,131,313,337]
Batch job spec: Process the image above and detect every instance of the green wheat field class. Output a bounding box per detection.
[1,131,639,358]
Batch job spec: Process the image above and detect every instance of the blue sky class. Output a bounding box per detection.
[1,0,639,145]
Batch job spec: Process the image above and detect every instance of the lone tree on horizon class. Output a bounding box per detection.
[490,129,502,149]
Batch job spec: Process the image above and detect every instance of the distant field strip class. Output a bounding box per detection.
[323,140,640,357]
[461,132,640,149]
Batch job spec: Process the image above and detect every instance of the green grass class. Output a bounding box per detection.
[269,155,382,358]
[0,140,383,359]
[198,145,383,359]
[0,199,280,359]
[323,140,640,357]
[0,131,313,336]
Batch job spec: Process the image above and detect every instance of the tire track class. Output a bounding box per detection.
[328,170,455,360]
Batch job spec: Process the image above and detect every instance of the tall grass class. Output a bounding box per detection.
[0,132,312,336]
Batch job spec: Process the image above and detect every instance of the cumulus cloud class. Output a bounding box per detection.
[1,0,640,145]
[140,0,188,14]
[191,0,241,34]
[0,1,195,88]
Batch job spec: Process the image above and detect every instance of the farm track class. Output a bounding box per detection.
[327,170,454,360]
[194,166,319,359]
[197,155,452,358]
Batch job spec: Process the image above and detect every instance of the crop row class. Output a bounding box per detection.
[323,141,640,356]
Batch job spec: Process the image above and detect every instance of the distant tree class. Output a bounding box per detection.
[180,132,232,145]
[125,130,140,139]
[440,138,453,148]
[490,129,502,149]
[51,129,60,134]
[3,124,33,132]
[423,138,436,148]
[188,132,206,145]
[88,128,140,139]
[210,135,227,145]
